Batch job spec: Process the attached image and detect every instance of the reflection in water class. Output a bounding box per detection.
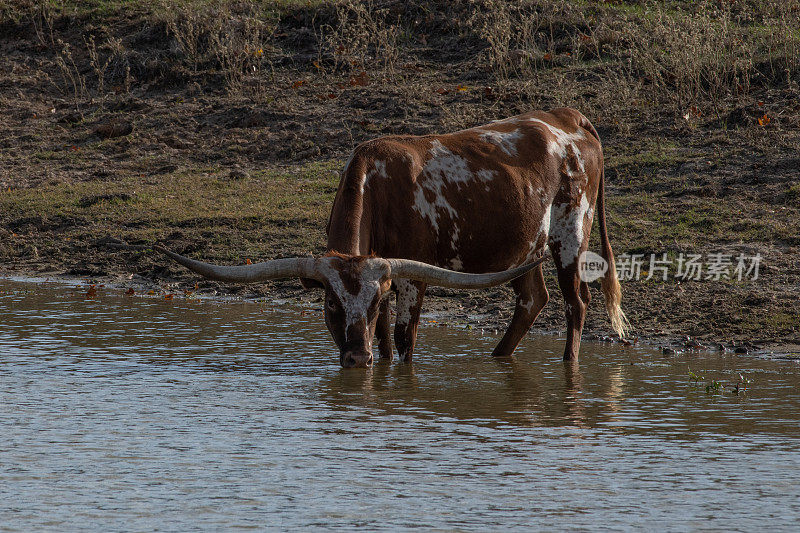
[1,279,800,531]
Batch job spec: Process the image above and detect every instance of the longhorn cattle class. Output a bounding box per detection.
[157,107,628,367]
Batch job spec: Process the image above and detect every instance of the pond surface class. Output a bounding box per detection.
[1,278,799,531]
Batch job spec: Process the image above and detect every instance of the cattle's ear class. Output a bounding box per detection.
[300,277,324,290]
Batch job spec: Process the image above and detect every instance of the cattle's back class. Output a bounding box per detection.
[328,108,603,273]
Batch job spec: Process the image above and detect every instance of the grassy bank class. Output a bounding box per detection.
[1,0,798,350]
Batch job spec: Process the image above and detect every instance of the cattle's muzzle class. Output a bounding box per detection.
[341,350,373,368]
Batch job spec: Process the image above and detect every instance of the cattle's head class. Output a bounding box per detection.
[312,255,391,368]
[155,246,548,368]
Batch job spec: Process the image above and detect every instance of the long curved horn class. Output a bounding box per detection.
[154,246,322,282]
[387,250,549,289]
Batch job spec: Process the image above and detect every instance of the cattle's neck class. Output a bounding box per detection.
[327,164,370,256]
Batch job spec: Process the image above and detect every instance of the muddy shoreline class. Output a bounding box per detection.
[3,269,797,360]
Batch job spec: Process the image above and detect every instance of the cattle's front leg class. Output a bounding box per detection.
[375,298,393,361]
[394,280,426,362]
[491,265,549,358]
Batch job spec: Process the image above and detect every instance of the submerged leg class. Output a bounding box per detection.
[491,265,549,358]
[556,262,587,361]
[394,280,426,363]
[375,298,393,360]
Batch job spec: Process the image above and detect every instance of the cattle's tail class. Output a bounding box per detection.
[596,165,630,339]
[580,114,630,339]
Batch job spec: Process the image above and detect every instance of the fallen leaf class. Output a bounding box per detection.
[164,293,174,300]
[757,114,770,126]
[246,258,252,265]
[456,84,468,92]
[543,53,553,61]
[436,87,449,95]
[292,80,305,89]
[125,288,135,296]
[86,285,97,299]
[349,71,369,87]
[401,62,423,71]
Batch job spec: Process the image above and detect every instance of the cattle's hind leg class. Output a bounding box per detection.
[394,280,426,362]
[491,265,549,358]
[375,298,393,360]
[555,261,587,361]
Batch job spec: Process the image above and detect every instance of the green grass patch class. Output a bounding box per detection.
[0,159,343,260]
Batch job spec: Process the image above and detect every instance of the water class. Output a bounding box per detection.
[1,278,799,531]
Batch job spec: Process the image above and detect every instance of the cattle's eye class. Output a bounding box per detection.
[326,297,338,311]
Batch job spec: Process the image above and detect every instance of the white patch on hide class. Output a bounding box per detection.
[539,204,552,240]
[319,261,386,338]
[358,172,367,195]
[527,118,585,160]
[548,193,591,268]
[362,160,388,193]
[479,128,523,156]
[519,297,535,313]
[368,160,388,179]
[537,187,548,206]
[395,279,419,326]
[487,116,521,127]
[412,140,493,241]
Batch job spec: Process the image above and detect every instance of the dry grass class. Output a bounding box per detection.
[466,0,800,121]
[320,0,401,81]
[8,0,798,121]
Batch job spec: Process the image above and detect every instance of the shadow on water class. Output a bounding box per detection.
[319,330,800,438]
[320,353,626,430]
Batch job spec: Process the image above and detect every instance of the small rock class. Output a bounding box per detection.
[58,112,83,124]
[662,347,677,355]
[95,119,133,139]
[161,135,193,150]
[228,167,249,180]
[734,346,749,354]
